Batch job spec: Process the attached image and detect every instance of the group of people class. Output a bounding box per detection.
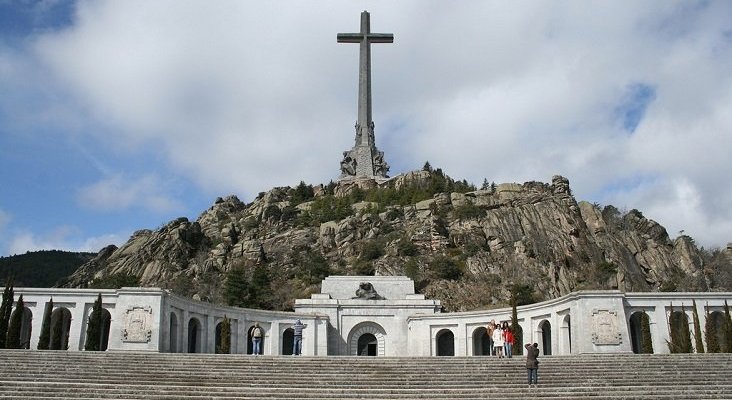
[487,320,540,387]
[486,320,515,358]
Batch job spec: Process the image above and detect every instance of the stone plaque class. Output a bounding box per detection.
[591,309,622,345]
[122,306,153,343]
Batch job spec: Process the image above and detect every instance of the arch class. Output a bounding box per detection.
[187,317,202,353]
[436,329,455,356]
[10,306,33,349]
[668,310,692,353]
[50,307,72,350]
[707,311,727,353]
[472,326,491,356]
[629,311,653,354]
[215,321,232,354]
[282,328,294,355]
[560,315,572,354]
[247,324,265,355]
[347,322,386,356]
[169,312,179,353]
[539,320,552,356]
[96,308,111,351]
[358,333,378,356]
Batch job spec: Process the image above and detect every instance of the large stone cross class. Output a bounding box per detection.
[338,11,392,179]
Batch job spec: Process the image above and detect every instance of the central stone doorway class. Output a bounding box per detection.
[357,333,378,356]
[348,322,386,356]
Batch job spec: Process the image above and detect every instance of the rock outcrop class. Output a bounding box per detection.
[60,172,731,312]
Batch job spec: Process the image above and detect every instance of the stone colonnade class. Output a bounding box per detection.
[8,285,732,357]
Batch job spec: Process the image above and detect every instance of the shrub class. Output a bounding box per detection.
[429,255,463,280]
[397,238,418,256]
[359,241,385,261]
[89,273,140,289]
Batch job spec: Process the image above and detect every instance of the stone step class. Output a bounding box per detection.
[1,350,731,399]
[1,383,731,400]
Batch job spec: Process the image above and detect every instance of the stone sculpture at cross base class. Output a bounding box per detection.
[338,11,392,180]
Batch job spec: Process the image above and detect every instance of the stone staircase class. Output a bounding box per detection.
[0,350,731,399]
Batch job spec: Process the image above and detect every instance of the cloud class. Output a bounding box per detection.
[2,1,728,248]
[76,173,184,213]
[7,227,127,255]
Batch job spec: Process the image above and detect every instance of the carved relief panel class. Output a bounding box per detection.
[591,309,622,345]
[122,306,153,343]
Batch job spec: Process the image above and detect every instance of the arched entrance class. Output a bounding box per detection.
[707,311,727,353]
[629,311,653,354]
[436,329,455,356]
[348,322,386,356]
[472,327,491,356]
[169,312,179,353]
[358,333,378,356]
[247,324,265,355]
[50,307,72,350]
[668,310,692,353]
[10,306,32,349]
[539,320,552,355]
[282,328,294,355]
[187,317,202,353]
[560,315,572,354]
[215,321,231,354]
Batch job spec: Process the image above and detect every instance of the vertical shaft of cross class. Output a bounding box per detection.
[338,11,393,178]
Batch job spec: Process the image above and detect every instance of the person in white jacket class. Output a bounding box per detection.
[492,324,505,358]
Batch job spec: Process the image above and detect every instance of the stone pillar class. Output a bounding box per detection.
[269,321,280,355]
[206,314,216,353]
[67,301,86,351]
[237,317,248,355]
[652,306,670,354]
[28,300,47,350]
[181,309,190,353]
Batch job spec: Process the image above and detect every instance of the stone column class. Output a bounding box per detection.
[67,302,86,351]
[205,314,215,353]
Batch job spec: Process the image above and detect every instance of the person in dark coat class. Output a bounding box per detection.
[525,342,540,387]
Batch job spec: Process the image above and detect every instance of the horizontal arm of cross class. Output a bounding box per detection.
[337,33,394,43]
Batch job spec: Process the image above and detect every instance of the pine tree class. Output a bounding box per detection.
[85,294,104,351]
[37,298,53,350]
[224,266,249,307]
[705,303,720,353]
[6,294,24,349]
[217,316,231,354]
[640,312,654,354]
[692,300,704,353]
[0,276,14,349]
[248,264,272,309]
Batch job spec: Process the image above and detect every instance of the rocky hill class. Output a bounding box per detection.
[59,169,732,311]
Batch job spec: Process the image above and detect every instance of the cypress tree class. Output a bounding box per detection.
[37,298,53,350]
[724,301,732,353]
[218,316,231,354]
[692,300,704,353]
[0,276,14,349]
[640,312,654,354]
[667,303,692,353]
[705,303,720,353]
[84,294,104,351]
[6,294,24,349]
[510,288,522,356]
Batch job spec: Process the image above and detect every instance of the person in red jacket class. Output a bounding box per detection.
[502,321,515,358]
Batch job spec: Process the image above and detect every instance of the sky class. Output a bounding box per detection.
[1,1,731,256]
